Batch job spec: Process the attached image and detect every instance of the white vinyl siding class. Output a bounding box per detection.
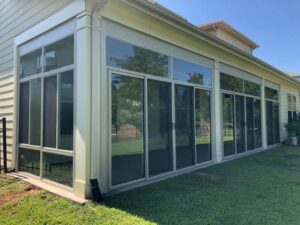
[0,0,73,76]
[0,74,14,167]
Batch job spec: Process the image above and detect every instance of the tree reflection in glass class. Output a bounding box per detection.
[111,74,144,185]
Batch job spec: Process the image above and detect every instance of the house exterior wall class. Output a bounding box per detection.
[0,0,73,169]
[3,0,300,198]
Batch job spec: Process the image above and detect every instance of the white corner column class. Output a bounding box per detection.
[212,60,223,163]
[261,79,267,149]
[74,11,92,198]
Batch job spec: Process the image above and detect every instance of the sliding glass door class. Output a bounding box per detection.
[148,80,173,176]
[223,93,235,156]
[111,74,145,185]
[223,93,261,157]
[175,85,194,169]
[266,101,280,146]
[235,95,246,154]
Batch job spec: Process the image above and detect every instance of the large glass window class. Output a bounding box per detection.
[19,49,42,78]
[44,36,74,72]
[220,73,243,93]
[29,78,41,145]
[106,37,169,77]
[148,80,173,176]
[195,89,211,163]
[59,71,74,150]
[43,153,73,186]
[43,76,57,148]
[111,74,145,185]
[244,80,260,96]
[175,85,194,169]
[173,58,211,86]
[19,82,30,144]
[18,148,40,176]
[18,30,74,187]
[265,87,278,100]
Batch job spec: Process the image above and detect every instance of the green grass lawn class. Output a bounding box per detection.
[2,145,300,224]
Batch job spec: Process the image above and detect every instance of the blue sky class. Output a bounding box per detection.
[156,0,300,73]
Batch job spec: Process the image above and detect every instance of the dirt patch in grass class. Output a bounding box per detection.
[0,185,40,205]
[196,172,220,181]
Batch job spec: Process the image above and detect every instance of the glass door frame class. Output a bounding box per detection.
[221,89,262,159]
[265,98,280,147]
[108,67,213,190]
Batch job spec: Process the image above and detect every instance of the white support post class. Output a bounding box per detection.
[261,79,267,149]
[212,60,222,163]
[74,11,92,198]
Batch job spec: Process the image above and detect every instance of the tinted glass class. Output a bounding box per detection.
[148,80,173,176]
[265,87,278,100]
[43,153,73,186]
[246,97,255,151]
[44,36,74,71]
[19,49,42,78]
[254,99,262,148]
[30,78,41,145]
[195,89,211,163]
[236,95,246,154]
[111,74,144,185]
[19,82,29,143]
[223,93,235,156]
[59,71,74,150]
[220,73,243,93]
[175,85,194,169]
[44,76,57,148]
[244,80,260,96]
[106,37,169,77]
[273,103,280,144]
[173,58,212,86]
[18,148,40,176]
[266,101,274,145]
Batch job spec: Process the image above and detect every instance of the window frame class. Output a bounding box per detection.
[16,22,76,189]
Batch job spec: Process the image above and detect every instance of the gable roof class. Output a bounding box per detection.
[198,21,259,50]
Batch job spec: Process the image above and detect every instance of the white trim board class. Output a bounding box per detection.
[14,0,85,47]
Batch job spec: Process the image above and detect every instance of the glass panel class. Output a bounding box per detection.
[288,94,292,110]
[288,111,293,122]
[42,153,73,187]
[273,103,280,144]
[266,101,274,146]
[148,80,172,176]
[29,78,41,145]
[19,49,42,78]
[236,95,246,154]
[220,73,243,93]
[44,76,57,148]
[173,58,212,86]
[111,74,144,185]
[223,93,235,156]
[265,87,278,100]
[106,37,169,77]
[254,99,262,148]
[244,80,260,96]
[292,96,296,110]
[58,71,74,150]
[19,82,30,143]
[246,97,255,151]
[44,36,74,71]
[18,148,40,176]
[195,89,211,163]
[175,85,194,169]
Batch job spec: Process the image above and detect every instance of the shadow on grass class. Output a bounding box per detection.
[104,146,300,225]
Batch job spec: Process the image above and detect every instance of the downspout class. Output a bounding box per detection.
[90,0,108,188]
